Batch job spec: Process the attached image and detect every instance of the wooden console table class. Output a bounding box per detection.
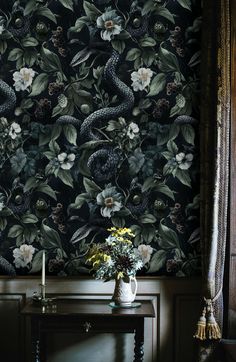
[21,299,155,362]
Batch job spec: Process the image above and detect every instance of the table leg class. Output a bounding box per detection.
[31,318,40,362]
[134,319,144,362]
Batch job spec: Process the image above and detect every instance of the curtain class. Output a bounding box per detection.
[194,0,231,360]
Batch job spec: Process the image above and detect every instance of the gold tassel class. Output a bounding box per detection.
[206,301,221,340]
[193,307,206,340]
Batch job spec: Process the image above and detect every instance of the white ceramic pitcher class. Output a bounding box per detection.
[112,276,137,306]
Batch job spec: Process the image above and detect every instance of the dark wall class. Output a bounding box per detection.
[0,0,201,276]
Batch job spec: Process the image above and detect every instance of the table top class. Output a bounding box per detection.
[21,299,155,318]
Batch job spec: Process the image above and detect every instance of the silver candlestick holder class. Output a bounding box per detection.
[32,284,56,308]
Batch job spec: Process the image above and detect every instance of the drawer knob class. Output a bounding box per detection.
[83,321,91,332]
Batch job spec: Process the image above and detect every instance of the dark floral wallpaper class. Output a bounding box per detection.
[0,0,201,276]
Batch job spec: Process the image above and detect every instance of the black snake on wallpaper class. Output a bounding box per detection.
[0,6,30,117]
[57,15,197,182]
[56,18,149,182]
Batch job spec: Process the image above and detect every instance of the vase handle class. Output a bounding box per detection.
[130,276,137,298]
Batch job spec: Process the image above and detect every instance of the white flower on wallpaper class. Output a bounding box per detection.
[127,122,139,139]
[9,122,21,139]
[13,68,35,92]
[131,68,153,92]
[13,244,35,268]
[58,152,75,170]
[137,245,153,264]
[96,185,123,218]
[96,9,123,41]
[176,152,194,170]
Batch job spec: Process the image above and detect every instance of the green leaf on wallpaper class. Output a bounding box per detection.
[70,224,96,244]
[24,0,37,16]
[49,140,60,155]
[24,224,38,243]
[181,124,195,145]
[142,177,156,192]
[40,45,62,73]
[10,148,27,175]
[58,169,74,188]
[155,183,175,200]
[36,183,57,200]
[83,1,101,20]
[139,37,156,47]
[142,226,156,244]
[177,0,191,11]
[71,17,89,33]
[158,220,180,249]
[0,40,7,55]
[8,48,23,61]
[175,169,191,187]
[41,222,62,249]
[111,40,125,54]
[58,0,74,11]
[51,124,62,141]
[128,148,145,175]
[142,0,155,15]
[79,140,109,150]
[158,44,180,72]
[63,124,77,146]
[24,49,38,67]
[8,224,24,238]
[36,6,57,24]
[21,214,39,224]
[157,6,175,24]
[30,250,45,273]
[111,217,125,228]
[148,73,166,97]
[29,73,48,97]
[142,50,156,67]
[167,140,178,155]
[21,37,39,47]
[70,48,95,67]
[148,250,167,273]
[125,48,141,61]
[70,193,89,210]
[139,213,157,224]
[0,218,7,231]
[83,178,102,197]
[0,207,13,217]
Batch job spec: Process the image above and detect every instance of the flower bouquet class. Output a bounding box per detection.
[86,227,143,281]
[86,227,144,306]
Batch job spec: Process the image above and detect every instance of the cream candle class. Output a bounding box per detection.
[42,251,45,286]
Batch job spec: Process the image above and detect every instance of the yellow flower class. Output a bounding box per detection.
[103,254,111,262]
[117,271,124,279]
[107,227,135,238]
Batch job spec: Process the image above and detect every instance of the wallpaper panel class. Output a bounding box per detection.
[0,0,201,276]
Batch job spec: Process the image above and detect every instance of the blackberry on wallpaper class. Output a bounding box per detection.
[0,0,201,276]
